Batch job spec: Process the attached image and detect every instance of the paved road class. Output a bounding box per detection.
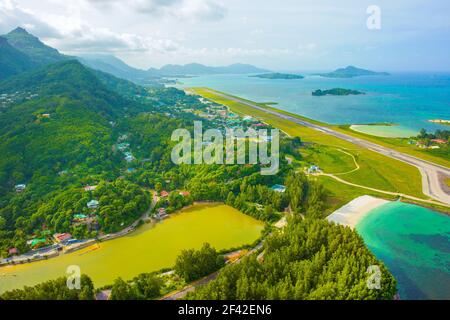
[204,89,450,205]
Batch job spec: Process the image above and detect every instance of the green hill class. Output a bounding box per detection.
[78,54,160,85]
[0,60,133,117]
[0,60,138,190]
[3,27,71,66]
[0,56,202,255]
[0,36,36,80]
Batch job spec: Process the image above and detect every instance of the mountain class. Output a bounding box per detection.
[1,27,268,83]
[79,55,270,81]
[157,63,270,76]
[0,60,139,193]
[0,36,36,80]
[214,63,270,74]
[319,66,389,78]
[78,54,160,85]
[3,27,71,66]
[90,68,153,99]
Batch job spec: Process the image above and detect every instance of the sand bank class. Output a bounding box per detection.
[349,124,417,138]
[327,195,390,228]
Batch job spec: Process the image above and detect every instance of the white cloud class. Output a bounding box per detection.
[0,0,61,37]
[85,0,227,21]
[0,0,180,55]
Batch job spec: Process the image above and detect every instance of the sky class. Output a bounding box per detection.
[0,0,449,71]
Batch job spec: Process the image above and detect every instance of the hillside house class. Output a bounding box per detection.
[15,184,26,193]
[53,233,72,243]
[87,200,99,209]
[160,191,169,198]
[307,165,321,174]
[271,184,287,193]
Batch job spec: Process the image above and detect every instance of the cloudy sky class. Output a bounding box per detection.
[1,0,449,71]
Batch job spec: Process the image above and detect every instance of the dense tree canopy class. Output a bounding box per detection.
[175,243,225,282]
[188,218,397,300]
[0,275,94,300]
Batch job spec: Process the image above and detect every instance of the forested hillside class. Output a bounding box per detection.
[189,217,397,300]
[0,59,167,254]
[0,36,36,80]
[0,60,135,189]
[3,27,71,66]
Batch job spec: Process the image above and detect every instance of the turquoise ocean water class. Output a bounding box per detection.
[178,72,450,136]
[356,202,450,300]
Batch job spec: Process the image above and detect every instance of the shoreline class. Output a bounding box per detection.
[0,198,157,268]
[0,203,265,294]
[0,201,225,270]
[326,195,390,229]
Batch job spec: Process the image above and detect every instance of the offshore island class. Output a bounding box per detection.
[319,65,389,78]
[250,72,304,79]
[312,88,365,96]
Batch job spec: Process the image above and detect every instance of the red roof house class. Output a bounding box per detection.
[8,247,18,255]
[160,191,169,197]
[53,233,72,243]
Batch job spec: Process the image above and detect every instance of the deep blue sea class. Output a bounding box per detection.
[177,73,450,136]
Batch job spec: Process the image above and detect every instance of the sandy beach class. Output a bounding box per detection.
[327,195,390,228]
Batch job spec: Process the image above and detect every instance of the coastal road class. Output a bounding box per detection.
[202,89,450,206]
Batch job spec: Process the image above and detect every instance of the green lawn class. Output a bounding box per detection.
[192,87,426,199]
[300,144,357,174]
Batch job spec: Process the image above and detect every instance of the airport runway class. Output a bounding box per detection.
[204,89,450,205]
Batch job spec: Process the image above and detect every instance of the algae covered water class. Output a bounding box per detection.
[0,204,264,293]
[356,202,450,299]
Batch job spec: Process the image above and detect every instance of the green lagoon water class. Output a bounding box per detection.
[0,204,264,294]
[350,124,418,138]
[356,202,450,299]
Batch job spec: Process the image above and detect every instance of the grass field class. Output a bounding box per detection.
[191,87,427,201]
[301,145,357,174]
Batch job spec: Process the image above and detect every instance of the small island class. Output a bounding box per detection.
[312,88,365,96]
[251,73,304,80]
[319,66,389,78]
